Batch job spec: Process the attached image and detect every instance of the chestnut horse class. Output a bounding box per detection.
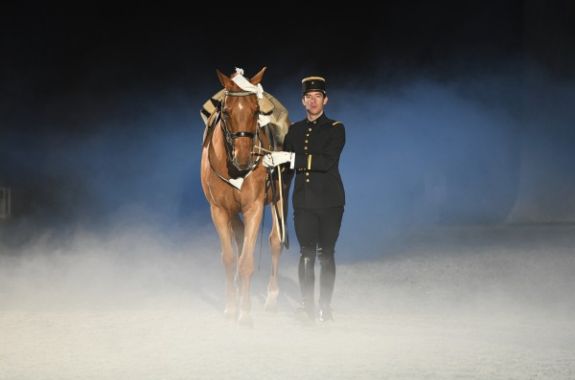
[200,67,289,325]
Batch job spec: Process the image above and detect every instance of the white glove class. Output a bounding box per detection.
[262,151,294,168]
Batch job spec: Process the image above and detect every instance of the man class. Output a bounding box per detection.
[263,76,346,322]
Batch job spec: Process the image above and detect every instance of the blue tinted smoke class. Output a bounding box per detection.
[2,66,574,258]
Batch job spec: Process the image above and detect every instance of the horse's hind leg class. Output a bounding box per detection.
[211,206,237,320]
[265,203,283,312]
[231,214,244,256]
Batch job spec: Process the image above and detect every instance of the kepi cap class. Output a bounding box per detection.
[302,76,326,95]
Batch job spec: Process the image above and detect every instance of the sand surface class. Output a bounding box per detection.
[1,226,574,379]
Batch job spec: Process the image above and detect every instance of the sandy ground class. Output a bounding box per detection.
[1,225,574,379]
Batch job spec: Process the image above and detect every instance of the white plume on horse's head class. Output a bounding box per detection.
[216,67,271,126]
[216,67,267,97]
[232,74,264,99]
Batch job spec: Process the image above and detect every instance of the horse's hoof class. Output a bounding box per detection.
[237,312,254,328]
[223,308,237,321]
[264,298,278,313]
[264,289,279,312]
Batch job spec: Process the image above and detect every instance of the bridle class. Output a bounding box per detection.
[219,90,263,172]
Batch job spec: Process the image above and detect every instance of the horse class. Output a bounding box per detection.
[200,67,290,325]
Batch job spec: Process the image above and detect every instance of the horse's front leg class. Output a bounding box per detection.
[210,206,237,320]
[237,202,264,326]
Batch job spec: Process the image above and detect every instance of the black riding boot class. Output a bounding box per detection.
[298,248,316,319]
[318,249,335,321]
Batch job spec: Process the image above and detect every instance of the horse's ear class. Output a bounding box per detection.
[249,67,267,85]
[216,69,233,89]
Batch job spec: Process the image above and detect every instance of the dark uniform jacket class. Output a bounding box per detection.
[283,113,346,209]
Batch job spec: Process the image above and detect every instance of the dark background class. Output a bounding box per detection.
[1,1,574,252]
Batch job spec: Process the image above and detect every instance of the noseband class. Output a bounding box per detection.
[220,90,262,171]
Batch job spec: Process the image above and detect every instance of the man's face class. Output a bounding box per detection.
[302,91,328,115]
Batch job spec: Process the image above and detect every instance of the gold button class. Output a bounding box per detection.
[305,172,309,176]
[306,179,310,183]
[305,140,309,143]
[308,128,312,132]
[304,146,308,150]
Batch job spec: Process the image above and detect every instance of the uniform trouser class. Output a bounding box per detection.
[294,206,344,308]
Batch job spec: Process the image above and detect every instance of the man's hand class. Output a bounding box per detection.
[262,151,294,168]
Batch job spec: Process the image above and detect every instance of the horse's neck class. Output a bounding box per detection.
[207,122,231,177]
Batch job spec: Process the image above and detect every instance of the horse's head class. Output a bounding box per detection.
[216,67,266,172]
